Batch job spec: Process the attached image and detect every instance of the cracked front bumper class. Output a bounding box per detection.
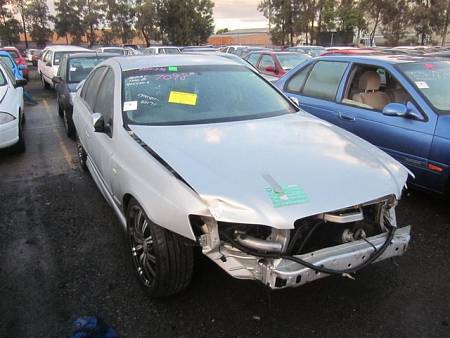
[205,226,411,289]
[261,226,411,289]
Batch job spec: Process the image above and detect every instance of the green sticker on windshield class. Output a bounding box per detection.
[265,185,309,208]
[168,66,178,72]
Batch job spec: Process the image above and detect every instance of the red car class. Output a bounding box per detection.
[244,51,311,78]
[2,46,29,79]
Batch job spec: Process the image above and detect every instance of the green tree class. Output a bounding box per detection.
[54,0,85,44]
[105,0,136,44]
[381,0,411,46]
[259,0,296,45]
[136,0,159,46]
[25,0,52,47]
[411,0,446,45]
[216,28,229,34]
[9,0,29,48]
[81,0,105,47]
[0,1,21,44]
[158,0,214,45]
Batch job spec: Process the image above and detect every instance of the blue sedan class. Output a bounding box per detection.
[276,55,450,195]
[0,51,24,79]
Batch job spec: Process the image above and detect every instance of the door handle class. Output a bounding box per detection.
[338,112,356,121]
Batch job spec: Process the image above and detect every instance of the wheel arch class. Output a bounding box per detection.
[121,192,196,241]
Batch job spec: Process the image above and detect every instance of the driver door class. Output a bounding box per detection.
[336,63,437,183]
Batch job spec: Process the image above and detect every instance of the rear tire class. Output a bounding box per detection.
[126,198,194,297]
[63,109,75,138]
[76,135,88,171]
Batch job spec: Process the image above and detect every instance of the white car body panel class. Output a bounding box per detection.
[129,113,408,229]
[0,64,24,149]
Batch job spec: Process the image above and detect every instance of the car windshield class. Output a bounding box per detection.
[277,54,310,70]
[54,51,85,65]
[163,48,180,54]
[6,50,18,58]
[68,57,110,83]
[0,56,14,69]
[122,65,296,125]
[397,61,450,112]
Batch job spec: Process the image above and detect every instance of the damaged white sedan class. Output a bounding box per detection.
[72,55,411,297]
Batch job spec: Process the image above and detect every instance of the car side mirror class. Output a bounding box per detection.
[382,102,421,120]
[14,78,27,87]
[289,96,300,106]
[92,112,105,133]
[52,76,62,84]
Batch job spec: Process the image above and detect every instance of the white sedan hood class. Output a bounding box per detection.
[130,113,409,229]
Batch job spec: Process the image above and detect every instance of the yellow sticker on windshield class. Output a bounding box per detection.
[168,91,197,106]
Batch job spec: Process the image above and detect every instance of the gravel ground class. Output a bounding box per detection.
[0,81,449,338]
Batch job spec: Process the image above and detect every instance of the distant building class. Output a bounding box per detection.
[208,28,271,46]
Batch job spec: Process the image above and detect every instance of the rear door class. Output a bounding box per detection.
[76,66,108,168]
[283,60,353,130]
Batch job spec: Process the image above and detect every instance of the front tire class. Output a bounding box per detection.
[11,113,25,153]
[126,198,194,297]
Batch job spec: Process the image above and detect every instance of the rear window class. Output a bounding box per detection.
[54,51,85,65]
[163,48,180,54]
[397,61,450,112]
[68,57,110,83]
[303,61,348,100]
[0,56,14,69]
[277,54,311,70]
[6,50,18,58]
[122,65,296,125]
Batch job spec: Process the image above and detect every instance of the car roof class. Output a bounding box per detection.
[108,54,243,71]
[44,45,90,52]
[316,54,440,64]
[0,50,13,57]
[66,52,116,58]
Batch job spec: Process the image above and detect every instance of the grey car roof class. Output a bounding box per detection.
[318,54,440,64]
[109,54,241,71]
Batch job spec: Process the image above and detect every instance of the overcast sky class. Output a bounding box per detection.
[214,0,268,30]
[47,0,267,31]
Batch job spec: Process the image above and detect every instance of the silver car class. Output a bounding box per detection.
[72,55,411,297]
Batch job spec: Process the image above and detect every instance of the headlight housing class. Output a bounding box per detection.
[0,112,15,125]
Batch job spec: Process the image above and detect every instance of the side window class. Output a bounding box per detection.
[45,51,53,64]
[94,69,114,135]
[83,67,106,110]
[228,47,235,53]
[342,64,412,112]
[286,63,313,93]
[57,56,66,78]
[303,61,348,100]
[246,53,260,67]
[259,55,275,70]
